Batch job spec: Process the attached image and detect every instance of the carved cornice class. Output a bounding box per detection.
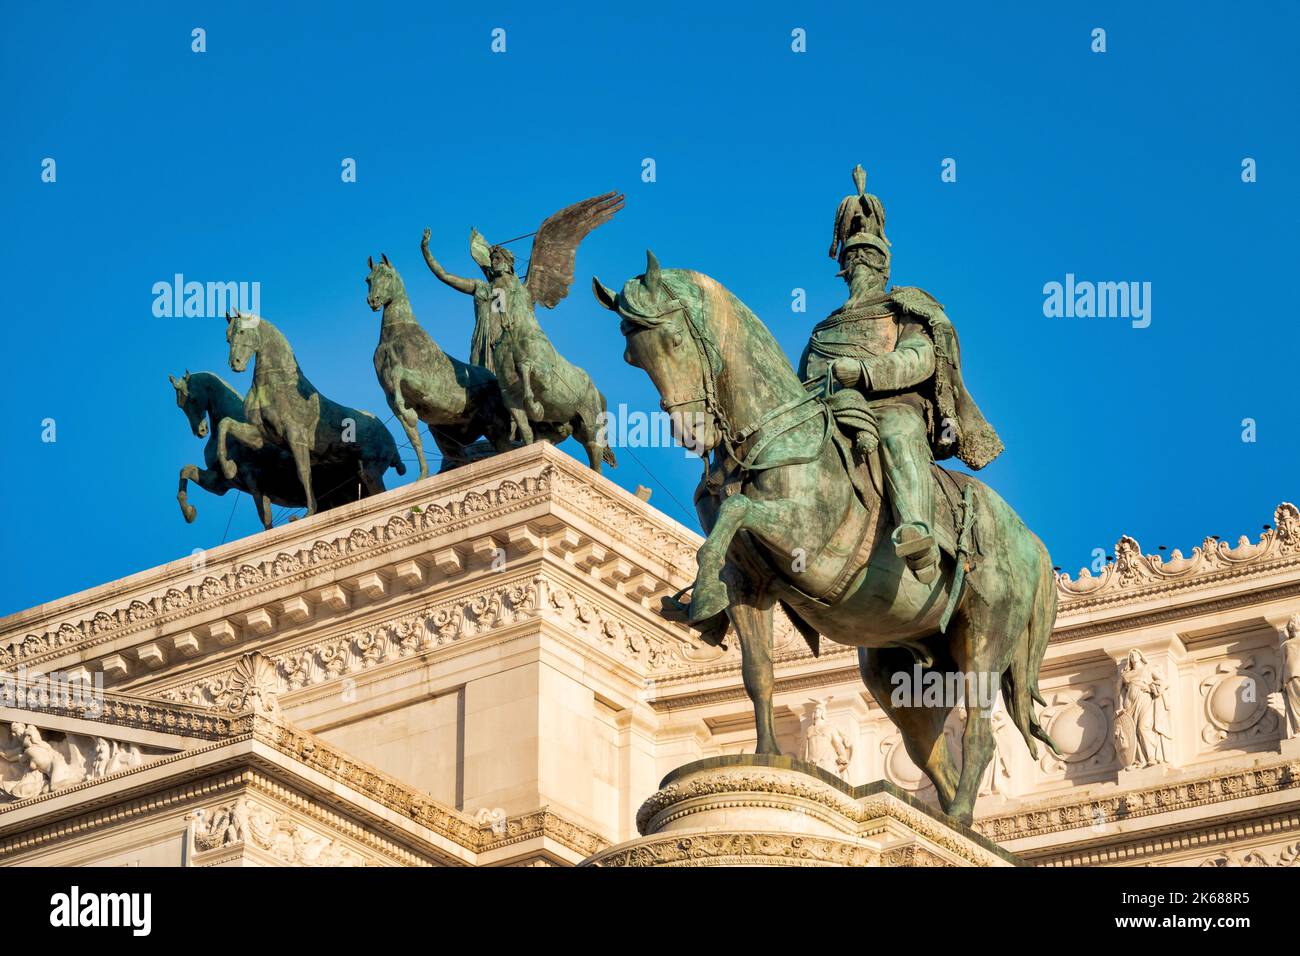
[975,757,1300,844]
[1,685,245,740]
[0,463,556,672]
[1055,503,1300,610]
[1031,808,1300,868]
[585,831,885,867]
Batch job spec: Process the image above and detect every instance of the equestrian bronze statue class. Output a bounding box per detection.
[592,168,1058,824]
[420,193,622,472]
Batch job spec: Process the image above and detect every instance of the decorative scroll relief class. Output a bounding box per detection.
[1056,502,1300,603]
[0,467,557,671]
[191,796,370,866]
[0,721,171,804]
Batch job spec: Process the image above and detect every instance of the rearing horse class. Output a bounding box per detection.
[593,253,1058,823]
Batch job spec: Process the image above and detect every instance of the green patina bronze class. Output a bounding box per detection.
[217,311,405,517]
[365,252,523,477]
[592,168,1059,823]
[421,194,623,472]
[171,370,364,528]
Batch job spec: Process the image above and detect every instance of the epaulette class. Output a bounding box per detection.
[889,286,946,322]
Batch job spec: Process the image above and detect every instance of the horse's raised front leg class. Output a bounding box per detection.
[217,418,265,481]
[724,569,780,755]
[690,493,800,622]
[177,464,229,523]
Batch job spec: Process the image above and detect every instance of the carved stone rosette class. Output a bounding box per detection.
[580,755,1017,867]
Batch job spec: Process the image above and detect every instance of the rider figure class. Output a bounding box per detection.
[799,166,1003,585]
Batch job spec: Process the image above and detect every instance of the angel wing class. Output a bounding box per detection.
[526,191,625,309]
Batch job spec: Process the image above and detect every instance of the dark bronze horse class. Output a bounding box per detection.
[171,370,358,528]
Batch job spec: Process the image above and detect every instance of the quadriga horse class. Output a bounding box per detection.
[170,370,359,528]
[217,311,404,516]
[365,254,517,477]
[593,253,1058,823]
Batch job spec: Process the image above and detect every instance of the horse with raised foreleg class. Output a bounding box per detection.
[217,311,405,516]
[593,253,1058,823]
[171,370,361,528]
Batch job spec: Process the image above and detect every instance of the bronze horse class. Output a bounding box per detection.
[171,370,358,528]
[594,254,1058,823]
[217,311,404,515]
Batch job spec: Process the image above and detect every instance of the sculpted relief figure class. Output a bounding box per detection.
[421,193,623,471]
[593,165,1058,824]
[0,722,71,800]
[801,699,854,777]
[0,722,164,802]
[1269,613,1300,736]
[1114,649,1173,769]
[217,311,405,517]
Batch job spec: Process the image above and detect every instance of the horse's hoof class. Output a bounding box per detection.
[221,461,237,480]
[688,582,729,623]
[181,504,196,523]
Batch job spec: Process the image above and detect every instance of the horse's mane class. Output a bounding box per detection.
[664,269,797,383]
[190,370,242,403]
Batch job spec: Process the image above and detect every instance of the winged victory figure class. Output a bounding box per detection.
[421,192,624,472]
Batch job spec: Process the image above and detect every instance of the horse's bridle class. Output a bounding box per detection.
[628,278,830,486]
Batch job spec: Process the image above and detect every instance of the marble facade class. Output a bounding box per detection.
[1,442,1297,866]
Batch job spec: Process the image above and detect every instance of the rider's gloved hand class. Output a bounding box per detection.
[832,359,862,388]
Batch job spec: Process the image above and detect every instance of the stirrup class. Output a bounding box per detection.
[892,523,939,584]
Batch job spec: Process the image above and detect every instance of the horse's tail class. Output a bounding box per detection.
[1003,542,1059,759]
[592,382,617,468]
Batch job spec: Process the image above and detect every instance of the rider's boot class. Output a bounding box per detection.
[880,417,940,585]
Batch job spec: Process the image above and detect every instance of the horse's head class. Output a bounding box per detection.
[593,251,721,456]
[225,309,262,373]
[169,369,207,437]
[365,253,400,312]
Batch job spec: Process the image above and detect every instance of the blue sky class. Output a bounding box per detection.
[1,2,1296,615]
